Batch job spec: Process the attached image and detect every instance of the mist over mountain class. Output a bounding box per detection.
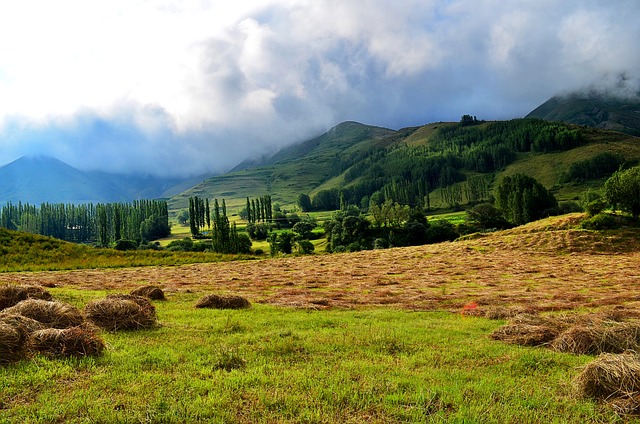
[527,90,640,136]
[0,156,202,205]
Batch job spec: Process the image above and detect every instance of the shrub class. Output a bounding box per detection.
[296,240,315,255]
[466,203,512,230]
[580,213,621,230]
[113,239,138,251]
[426,220,459,243]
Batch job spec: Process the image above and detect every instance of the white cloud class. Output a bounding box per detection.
[0,0,638,175]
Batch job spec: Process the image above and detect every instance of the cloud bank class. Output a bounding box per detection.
[0,0,638,176]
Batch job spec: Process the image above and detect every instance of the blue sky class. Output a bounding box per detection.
[0,0,638,176]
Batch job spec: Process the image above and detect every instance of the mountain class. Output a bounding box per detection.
[168,121,397,211]
[526,92,640,136]
[0,155,195,205]
[168,118,640,213]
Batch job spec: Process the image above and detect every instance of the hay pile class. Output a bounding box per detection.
[130,285,166,301]
[2,299,84,329]
[85,294,157,331]
[576,352,640,414]
[0,322,25,364]
[27,324,105,358]
[0,284,52,311]
[195,294,251,310]
[491,311,640,355]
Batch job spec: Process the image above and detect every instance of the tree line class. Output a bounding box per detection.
[0,200,170,246]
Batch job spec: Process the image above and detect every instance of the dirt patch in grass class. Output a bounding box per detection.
[1,224,639,313]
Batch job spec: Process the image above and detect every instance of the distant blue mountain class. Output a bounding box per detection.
[0,155,203,205]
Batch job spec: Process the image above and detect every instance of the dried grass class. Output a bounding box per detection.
[0,322,25,364]
[0,284,52,311]
[27,324,105,358]
[85,295,157,331]
[195,294,251,310]
[490,323,559,346]
[130,285,166,301]
[575,352,640,402]
[0,313,45,338]
[2,299,84,329]
[552,322,640,355]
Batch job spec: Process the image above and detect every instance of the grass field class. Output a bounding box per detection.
[1,297,614,423]
[2,214,640,422]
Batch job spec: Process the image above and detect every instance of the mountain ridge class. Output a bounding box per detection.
[0,156,205,205]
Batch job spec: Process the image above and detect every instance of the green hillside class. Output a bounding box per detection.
[527,93,640,136]
[168,122,396,212]
[169,116,640,214]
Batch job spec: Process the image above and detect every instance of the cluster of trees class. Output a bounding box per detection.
[303,119,584,212]
[243,195,273,224]
[323,204,459,253]
[561,152,626,183]
[0,200,170,247]
[188,196,210,236]
[184,196,251,254]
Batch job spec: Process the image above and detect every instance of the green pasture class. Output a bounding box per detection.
[0,288,619,423]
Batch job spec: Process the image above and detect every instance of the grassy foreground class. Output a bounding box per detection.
[0,289,620,423]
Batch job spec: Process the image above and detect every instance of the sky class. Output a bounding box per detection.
[0,0,638,177]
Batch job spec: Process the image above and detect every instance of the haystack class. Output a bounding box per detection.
[575,352,640,403]
[27,324,105,358]
[490,323,559,347]
[85,295,157,331]
[552,322,640,355]
[0,284,52,311]
[2,299,84,329]
[0,322,25,364]
[130,285,166,301]
[195,294,251,310]
[0,313,45,339]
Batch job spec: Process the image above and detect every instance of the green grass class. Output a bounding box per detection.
[0,228,253,272]
[0,288,618,423]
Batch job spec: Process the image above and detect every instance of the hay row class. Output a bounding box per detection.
[0,284,52,311]
[85,295,157,331]
[491,311,640,355]
[195,294,251,310]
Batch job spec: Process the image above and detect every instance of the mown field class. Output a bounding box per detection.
[1,214,640,422]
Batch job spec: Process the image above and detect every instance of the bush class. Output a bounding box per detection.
[114,239,138,251]
[558,201,583,215]
[426,220,459,243]
[580,213,621,230]
[296,240,315,255]
[466,203,512,230]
